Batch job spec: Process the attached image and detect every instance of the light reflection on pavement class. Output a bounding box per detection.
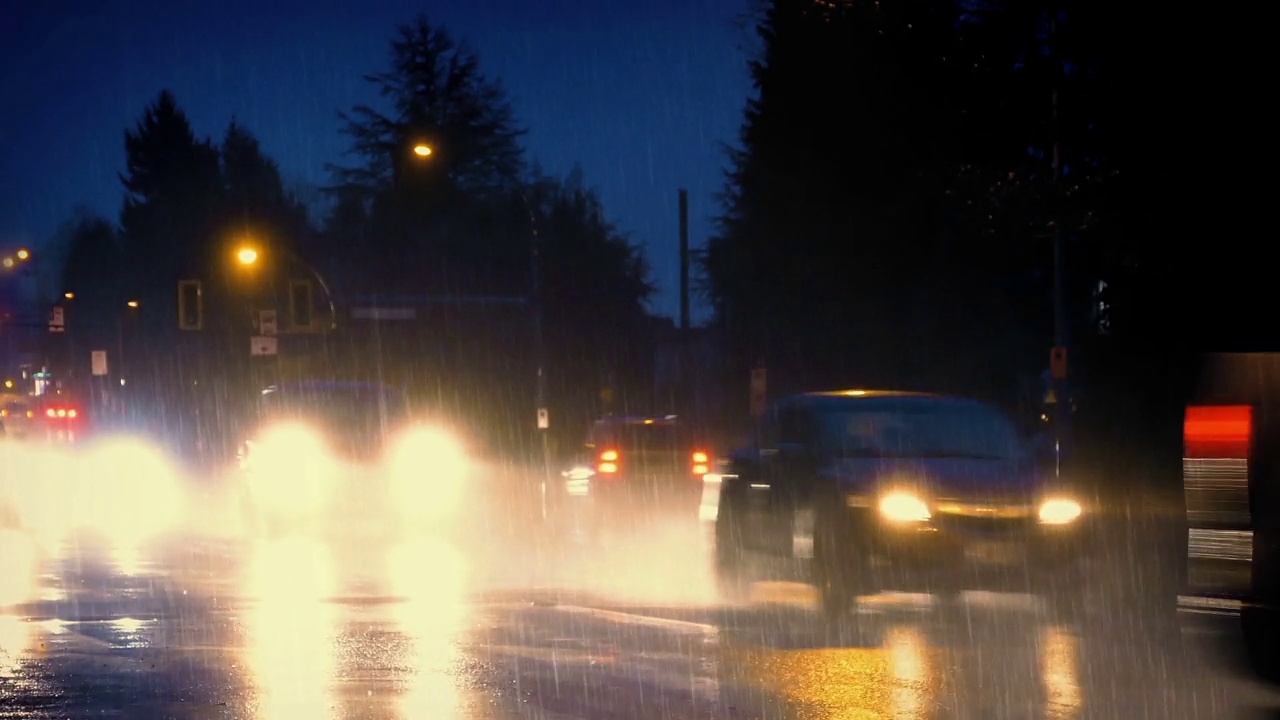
[1,452,1279,717]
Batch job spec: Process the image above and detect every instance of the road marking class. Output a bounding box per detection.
[551,605,719,636]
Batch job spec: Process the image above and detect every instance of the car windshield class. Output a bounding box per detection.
[259,385,409,437]
[816,398,1023,460]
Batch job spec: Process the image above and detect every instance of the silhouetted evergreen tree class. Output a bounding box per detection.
[706,0,1024,402]
[59,208,127,337]
[119,90,224,324]
[324,15,655,448]
[325,14,527,292]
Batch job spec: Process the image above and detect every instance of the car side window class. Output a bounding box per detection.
[777,405,814,446]
[755,404,782,448]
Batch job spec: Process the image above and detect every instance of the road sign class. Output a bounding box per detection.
[48,306,65,333]
[750,367,767,417]
[90,350,108,377]
[250,336,278,356]
[537,407,550,430]
[1050,346,1068,380]
[259,309,278,336]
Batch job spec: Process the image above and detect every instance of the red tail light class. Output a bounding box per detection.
[1185,405,1252,458]
[692,450,710,476]
[597,448,619,474]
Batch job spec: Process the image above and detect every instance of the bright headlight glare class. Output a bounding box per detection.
[879,491,931,522]
[246,424,333,512]
[1039,498,1082,525]
[390,426,470,515]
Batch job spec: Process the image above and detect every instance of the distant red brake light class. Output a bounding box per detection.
[597,448,620,474]
[692,450,710,476]
[1185,405,1252,458]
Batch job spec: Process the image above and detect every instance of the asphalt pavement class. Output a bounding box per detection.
[3,454,1280,718]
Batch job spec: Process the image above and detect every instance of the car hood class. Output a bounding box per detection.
[828,456,1046,502]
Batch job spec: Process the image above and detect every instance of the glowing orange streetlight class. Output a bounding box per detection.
[126,300,140,309]
[16,248,30,260]
[412,143,433,158]
[64,292,75,300]
[235,246,260,266]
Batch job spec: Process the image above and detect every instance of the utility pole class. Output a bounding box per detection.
[1049,14,1070,476]
[678,189,690,332]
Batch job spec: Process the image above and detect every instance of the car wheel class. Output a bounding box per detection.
[713,500,751,603]
[813,505,875,624]
[1242,606,1280,686]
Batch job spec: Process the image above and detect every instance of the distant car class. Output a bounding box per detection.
[708,389,1126,623]
[553,415,713,534]
[33,396,85,443]
[236,381,470,539]
[1,401,32,439]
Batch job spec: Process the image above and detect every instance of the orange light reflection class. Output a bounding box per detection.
[244,537,339,719]
[391,537,471,719]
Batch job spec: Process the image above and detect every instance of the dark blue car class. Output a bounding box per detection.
[709,389,1092,622]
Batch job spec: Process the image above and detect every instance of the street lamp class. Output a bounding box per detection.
[2,248,31,271]
[231,244,338,330]
[409,142,548,470]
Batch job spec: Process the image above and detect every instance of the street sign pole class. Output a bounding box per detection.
[750,367,767,418]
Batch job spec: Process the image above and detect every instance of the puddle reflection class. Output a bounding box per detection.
[738,613,1089,719]
[885,626,929,717]
[391,537,471,719]
[1040,625,1082,719]
[0,528,39,607]
[244,536,339,720]
[0,615,33,678]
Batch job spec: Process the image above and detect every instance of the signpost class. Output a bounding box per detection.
[250,336,278,357]
[750,367,767,417]
[537,407,549,430]
[1050,346,1068,380]
[90,350,108,377]
[48,306,64,333]
[258,309,278,336]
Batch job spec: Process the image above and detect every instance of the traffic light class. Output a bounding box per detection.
[289,279,313,330]
[177,280,202,331]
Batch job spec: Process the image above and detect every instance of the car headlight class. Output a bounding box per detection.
[390,426,470,518]
[879,491,931,522]
[245,424,334,514]
[1038,497,1082,525]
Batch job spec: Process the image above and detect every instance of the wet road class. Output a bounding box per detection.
[3,463,1280,717]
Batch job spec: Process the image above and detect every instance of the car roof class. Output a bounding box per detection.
[802,389,943,400]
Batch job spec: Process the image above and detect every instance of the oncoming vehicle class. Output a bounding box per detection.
[708,389,1109,623]
[237,381,470,539]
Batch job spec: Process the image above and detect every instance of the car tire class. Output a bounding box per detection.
[812,504,875,624]
[1240,607,1280,686]
[713,499,751,604]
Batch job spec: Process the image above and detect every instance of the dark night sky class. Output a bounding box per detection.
[0,0,753,322]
